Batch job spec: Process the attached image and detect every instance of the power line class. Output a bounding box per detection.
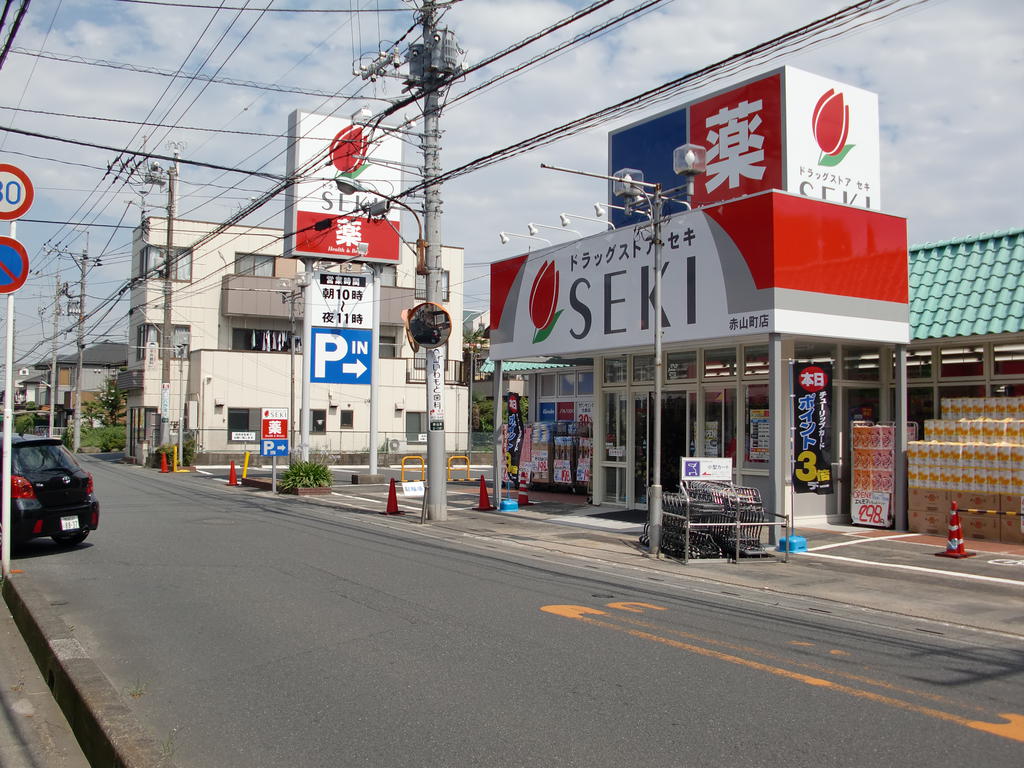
[114,0,410,10]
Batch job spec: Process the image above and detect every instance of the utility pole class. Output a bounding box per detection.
[72,242,88,453]
[413,0,460,521]
[159,149,180,446]
[49,272,65,438]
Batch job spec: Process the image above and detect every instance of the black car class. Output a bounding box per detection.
[3,434,99,548]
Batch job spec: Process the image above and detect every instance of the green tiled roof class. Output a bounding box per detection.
[909,228,1024,340]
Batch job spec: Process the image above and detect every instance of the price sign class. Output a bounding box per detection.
[852,492,892,528]
[0,164,34,221]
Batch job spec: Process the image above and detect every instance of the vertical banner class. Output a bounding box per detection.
[504,392,524,490]
[792,361,834,494]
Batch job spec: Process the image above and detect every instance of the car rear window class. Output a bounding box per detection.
[14,443,81,474]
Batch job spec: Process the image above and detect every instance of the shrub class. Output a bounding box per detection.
[278,460,332,491]
[81,426,126,452]
[149,439,196,468]
[15,414,37,434]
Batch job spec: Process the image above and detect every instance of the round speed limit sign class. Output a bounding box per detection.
[0,163,34,221]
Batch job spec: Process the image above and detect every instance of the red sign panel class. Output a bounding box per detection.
[556,401,575,421]
[293,212,401,264]
[689,74,783,208]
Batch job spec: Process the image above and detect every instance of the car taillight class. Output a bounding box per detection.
[86,473,94,494]
[11,475,36,499]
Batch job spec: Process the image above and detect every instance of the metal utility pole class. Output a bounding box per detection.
[159,150,179,446]
[49,273,64,437]
[72,244,88,453]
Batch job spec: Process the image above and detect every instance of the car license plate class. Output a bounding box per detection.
[60,516,79,531]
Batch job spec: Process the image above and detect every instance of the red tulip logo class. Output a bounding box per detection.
[811,89,854,167]
[330,125,369,176]
[529,261,561,343]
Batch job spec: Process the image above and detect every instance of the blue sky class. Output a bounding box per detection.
[0,0,1020,364]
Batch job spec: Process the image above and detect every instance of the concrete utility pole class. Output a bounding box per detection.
[49,272,64,438]
[416,0,457,521]
[159,150,179,446]
[72,244,88,453]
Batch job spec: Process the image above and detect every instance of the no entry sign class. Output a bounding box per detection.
[0,236,29,294]
[0,164,34,221]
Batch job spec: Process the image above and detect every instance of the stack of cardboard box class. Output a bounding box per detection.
[907,397,1024,544]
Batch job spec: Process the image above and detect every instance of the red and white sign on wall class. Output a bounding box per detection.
[283,111,403,264]
[261,408,289,440]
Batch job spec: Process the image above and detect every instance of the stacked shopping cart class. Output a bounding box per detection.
[654,481,774,561]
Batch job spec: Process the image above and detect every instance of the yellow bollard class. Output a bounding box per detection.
[242,451,251,479]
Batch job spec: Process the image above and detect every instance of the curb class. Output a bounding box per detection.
[1,576,174,768]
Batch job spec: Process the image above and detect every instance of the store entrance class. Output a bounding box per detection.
[634,391,697,504]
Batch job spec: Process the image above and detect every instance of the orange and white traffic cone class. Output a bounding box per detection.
[160,452,169,473]
[382,478,403,515]
[935,501,976,559]
[228,461,239,487]
[474,476,496,511]
[517,487,534,506]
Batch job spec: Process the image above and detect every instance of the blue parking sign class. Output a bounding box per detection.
[261,439,289,457]
[310,327,372,384]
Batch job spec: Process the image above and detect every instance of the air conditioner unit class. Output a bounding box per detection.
[388,438,401,452]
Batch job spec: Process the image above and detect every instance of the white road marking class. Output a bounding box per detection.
[805,533,921,551]
[797,551,1024,586]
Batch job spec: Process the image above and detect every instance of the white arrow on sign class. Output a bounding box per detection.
[342,359,368,378]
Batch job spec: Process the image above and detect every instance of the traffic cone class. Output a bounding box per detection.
[160,452,169,473]
[517,487,534,506]
[474,476,496,511]
[228,461,239,487]
[382,478,403,515]
[935,501,976,559]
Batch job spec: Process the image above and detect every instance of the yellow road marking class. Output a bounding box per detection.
[605,601,667,613]
[540,605,1024,743]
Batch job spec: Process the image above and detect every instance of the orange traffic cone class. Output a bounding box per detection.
[935,501,976,559]
[382,478,403,515]
[228,461,239,487]
[160,452,169,473]
[517,487,534,506]
[474,476,496,511]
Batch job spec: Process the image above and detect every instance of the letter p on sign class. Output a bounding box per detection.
[314,332,348,378]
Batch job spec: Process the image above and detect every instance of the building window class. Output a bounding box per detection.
[379,265,397,287]
[414,270,449,301]
[577,371,594,395]
[138,245,191,281]
[906,348,933,379]
[667,350,697,380]
[379,331,399,359]
[311,409,326,434]
[940,346,984,378]
[339,410,354,429]
[558,372,576,395]
[227,408,260,440]
[703,347,737,379]
[993,343,1024,377]
[604,357,627,384]
[540,375,556,397]
[406,412,427,443]
[842,345,880,381]
[632,354,655,382]
[743,345,769,377]
[235,252,275,276]
[135,324,190,361]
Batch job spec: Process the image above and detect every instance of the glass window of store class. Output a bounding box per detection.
[993,343,1024,377]
[540,375,556,397]
[743,345,769,377]
[843,345,881,381]
[632,354,655,382]
[577,370,594,395]
[667,350,697,380]
[744,384,770,467]
[905,348,933,379]
[558,372,575,396]
[704,347,737,378]
[603,391,628,503]
[940,346,985,377]
[604,357,627,385]
[703,389,737,459]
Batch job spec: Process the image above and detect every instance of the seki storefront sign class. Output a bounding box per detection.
[284,110,404,263]
[608,66,880,227]
[489,190,908,360]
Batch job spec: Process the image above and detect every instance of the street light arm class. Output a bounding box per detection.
[528,221,580,238]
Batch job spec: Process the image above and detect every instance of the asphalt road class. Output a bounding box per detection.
[11,457,1024,767]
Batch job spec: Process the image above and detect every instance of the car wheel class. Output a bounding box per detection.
[51,531,89,547]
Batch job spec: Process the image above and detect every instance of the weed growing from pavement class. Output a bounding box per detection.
[125,678,148,699]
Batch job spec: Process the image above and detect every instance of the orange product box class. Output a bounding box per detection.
[998,512,1024,545]
[909,488,949,511]
[908,508,945,535]
[1000,494,1024,515]
[961,511,1000,541]
[956,491,1000,511]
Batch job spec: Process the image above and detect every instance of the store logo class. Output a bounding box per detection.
[330,124,370,180]
[529,261,561,343]
[812,89,854,167]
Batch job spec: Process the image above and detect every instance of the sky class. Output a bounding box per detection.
[0,0,1021,368]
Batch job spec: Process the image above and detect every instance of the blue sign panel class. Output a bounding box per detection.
[538,402,556,422]
[261,439,289,457]
[309,327,372,384]
[608,106,690,228]
[0,236,30,294]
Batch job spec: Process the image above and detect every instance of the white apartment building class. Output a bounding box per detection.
[121,216,468,464]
